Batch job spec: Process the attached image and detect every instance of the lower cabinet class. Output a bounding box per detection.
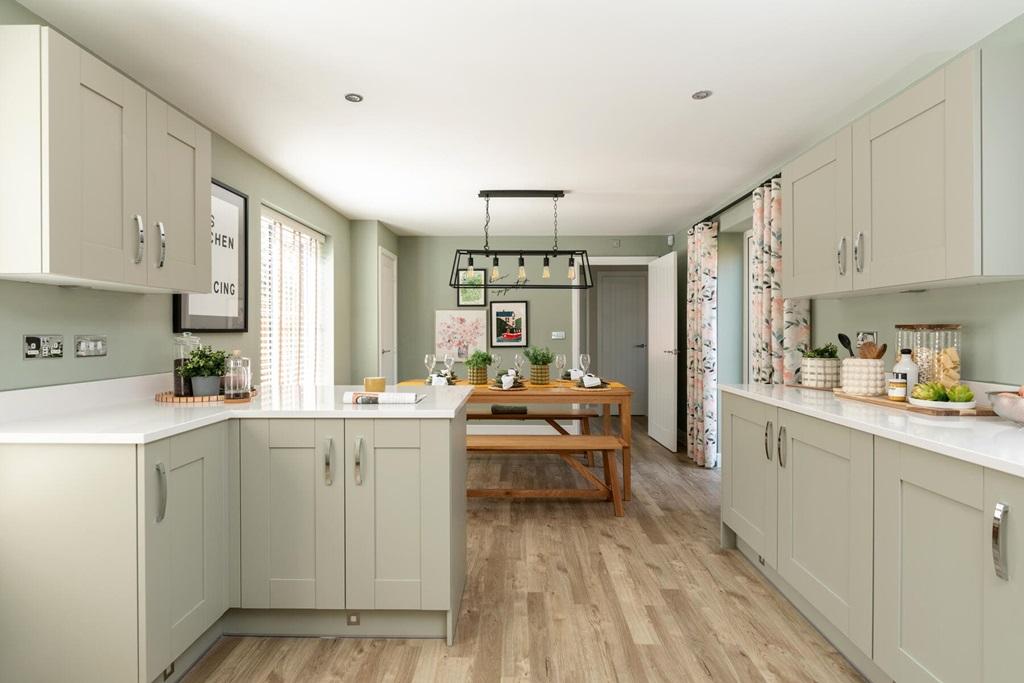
[240,419,345,609]
[983,469,1024,682]
[777,410,873,655]
[874,438,986,683]
[140,422,230,683]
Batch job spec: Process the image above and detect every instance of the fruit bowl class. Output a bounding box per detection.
[987,391,1024,425]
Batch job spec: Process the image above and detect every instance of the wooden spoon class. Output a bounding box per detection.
[858,341,879,359]
[874,343,888,360]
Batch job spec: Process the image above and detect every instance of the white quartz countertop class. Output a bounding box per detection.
[722,384,1024,478]
[0,385,473,445]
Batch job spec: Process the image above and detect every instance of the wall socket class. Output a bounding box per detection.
[551,331,566,340]
[855,331,878,348]
[75,335,108,358]
[24,335,64,359]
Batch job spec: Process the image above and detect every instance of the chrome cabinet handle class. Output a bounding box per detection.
[854,232,865,273]
[157,222,167,268]
[993,501,1010,580]
[354,435,364,486]
[155,462,168,523]
[324,437,335,486]
[634,343,647,349]
[837,237,848,276]
[133,215,145,264]
[763,421,773,461]
[777,426,787,468]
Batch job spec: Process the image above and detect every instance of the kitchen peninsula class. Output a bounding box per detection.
[0,377,469,683]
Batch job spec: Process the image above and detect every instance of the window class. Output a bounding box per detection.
[260,207,333,387]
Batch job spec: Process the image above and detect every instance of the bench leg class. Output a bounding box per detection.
[580,418,595,467]
[602,450,624,517]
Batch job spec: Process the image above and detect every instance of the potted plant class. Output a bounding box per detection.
[464,350,493,385]
[178,345,228,397]
[801,343,841,389]
[523,346,555,385]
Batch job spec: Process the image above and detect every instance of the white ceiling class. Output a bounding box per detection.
[20,0,1024,236]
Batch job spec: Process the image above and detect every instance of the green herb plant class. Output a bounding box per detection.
[464,350,493,369]
[523,346,555,366]
[177,345,228,378]
[803,343,839,359]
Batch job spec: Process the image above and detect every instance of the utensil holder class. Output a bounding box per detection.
[840,358,885,396]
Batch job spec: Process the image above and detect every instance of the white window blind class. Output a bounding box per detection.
[260,208,332,388]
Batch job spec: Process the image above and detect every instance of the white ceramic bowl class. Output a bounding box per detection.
[987,391,1024,425]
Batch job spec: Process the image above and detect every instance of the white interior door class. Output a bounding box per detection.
[647,252,678,451]
[378,248,398,384]
[596,270,648,415]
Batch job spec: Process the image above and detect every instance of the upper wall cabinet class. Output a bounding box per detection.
[0,26,211,294]
[782,17,1024,298]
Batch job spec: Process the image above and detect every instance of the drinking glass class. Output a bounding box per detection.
[424,353,436,378]
[580,353,591,374]
[492,353,502,378]
[514,353,525,376]
[444,353,455,373]
[555,353,567,379]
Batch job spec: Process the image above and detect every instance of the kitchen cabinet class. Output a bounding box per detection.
[983,469,1024,682]
[0,25,211,293]
[780,127,853,298]
[240,419,345,609]
[874,438,985,683]
[721,393,779,568]
[140,422,230,683]
[777,410,873,655]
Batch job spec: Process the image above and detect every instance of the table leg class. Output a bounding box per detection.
[620,396,632,501]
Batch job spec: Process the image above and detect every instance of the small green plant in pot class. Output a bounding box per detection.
[464,350,493,385]
[524,346,555,385]
[801,343,841,389]
[178,345,228,397]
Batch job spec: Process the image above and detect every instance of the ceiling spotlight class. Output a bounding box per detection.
[691,90,712,100]
[345,93,364,103]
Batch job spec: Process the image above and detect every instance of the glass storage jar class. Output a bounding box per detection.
[173,332,201,397]
[894,324,962,387]
[224,350,252,400]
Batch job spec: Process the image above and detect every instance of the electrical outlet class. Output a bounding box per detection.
[75,335,107,358]
[855,331,878,348]
[551,331,566,340]
[347,612,360,626]
[23,335,63,359]
[611,239,621,248]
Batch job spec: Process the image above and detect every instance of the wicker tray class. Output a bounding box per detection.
[570,384,612,392]
[832,389,994,416]
[487,385,527,392]
[155,388,257,404]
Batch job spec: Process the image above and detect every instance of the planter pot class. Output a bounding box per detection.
[529,364,550,385]
[840,358,886,396]
[801,357,841,389]
[191,375,222,397]
[467,366,489,385]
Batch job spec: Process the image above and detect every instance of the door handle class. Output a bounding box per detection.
[381,349,392,354]
[993,501,1010,580]
[634,343,646,348]
[763,421,773,461]
[777,426,787,468]
[155,462,168,523]
[157,221,167,268]
[354,435,364,486]
[854,232,865,273]
[133,215,145,264]
[837,236,848,276]
[323,437,335,486]
[663,349,679,355]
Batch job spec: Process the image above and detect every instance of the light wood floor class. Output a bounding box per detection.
[183,418,864,682]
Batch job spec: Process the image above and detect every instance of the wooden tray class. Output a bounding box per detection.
[570,385,612,392]
[488,385,527,392]
[832,389,995,416]
[156,388,257,404]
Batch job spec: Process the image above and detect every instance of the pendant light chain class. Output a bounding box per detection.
[552,196,559,253]
[482,195,491,253]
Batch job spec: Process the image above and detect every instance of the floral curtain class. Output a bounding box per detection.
[686,221,718,468]
[751,178,810,384]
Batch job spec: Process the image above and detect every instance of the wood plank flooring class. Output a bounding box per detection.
[183,419,864,682]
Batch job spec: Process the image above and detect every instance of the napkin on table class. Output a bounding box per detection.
[501,374,516,389]
[569,368,584,381]
[582,373,603,388]
[430,374,448,386]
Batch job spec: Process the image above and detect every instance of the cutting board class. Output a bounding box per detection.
[832,389,995,416]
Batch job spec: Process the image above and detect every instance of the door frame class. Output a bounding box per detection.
[378,247,398,382]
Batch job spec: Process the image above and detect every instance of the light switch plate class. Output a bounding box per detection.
[24,335,63,359]
[551,331,566,340]
[75,335,107,358]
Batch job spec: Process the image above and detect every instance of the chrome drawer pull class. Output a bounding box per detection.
[134,215,145,264]
[854,232,865,273]
[763,421,773,461]
[156,462,168,523]
[157,221,167,268]
[354,435,364,486]
[324,437,334,486]
[836,237,847,276]
[993,501,1010,580]
[777,426,787,468]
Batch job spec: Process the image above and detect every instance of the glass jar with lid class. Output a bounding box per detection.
[894,324,962,387]
[224,350,252,401]
[173,332,201,397]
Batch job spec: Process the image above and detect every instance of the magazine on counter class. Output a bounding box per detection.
[342,391,425,405]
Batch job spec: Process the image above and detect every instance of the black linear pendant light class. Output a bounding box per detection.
[449,190,593,290]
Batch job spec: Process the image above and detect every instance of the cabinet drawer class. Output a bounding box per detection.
[375,419,419,448]
[267,419,315,448]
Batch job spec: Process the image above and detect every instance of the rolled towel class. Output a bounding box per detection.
[569,368,584,381]
[501,374,515,389]
[492,405,527,415]
[582,373,603,388]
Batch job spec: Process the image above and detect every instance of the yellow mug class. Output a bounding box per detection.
[363,376,386,393]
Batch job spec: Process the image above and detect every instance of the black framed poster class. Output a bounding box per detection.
[489,300,528,347]
[173,180,248,332]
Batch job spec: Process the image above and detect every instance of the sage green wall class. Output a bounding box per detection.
[396,235,671,381]
[718,232,745,387]
[0,0,353,390]
[351,220,399,381]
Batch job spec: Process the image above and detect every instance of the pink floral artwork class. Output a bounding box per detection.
[435,309,487,361]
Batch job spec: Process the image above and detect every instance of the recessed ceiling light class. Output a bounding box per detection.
[345,93,364,103]
[691,90,712,100]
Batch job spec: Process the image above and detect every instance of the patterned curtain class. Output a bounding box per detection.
[751,178,810,384]
[686,221,718,468]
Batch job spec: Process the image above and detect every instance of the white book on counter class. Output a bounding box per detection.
[342,391,424,405]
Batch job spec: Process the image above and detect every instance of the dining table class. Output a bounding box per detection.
[398,378,634,501]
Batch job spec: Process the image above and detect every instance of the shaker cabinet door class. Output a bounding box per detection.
[721,394,779,568]
[780,127,853,298]
[852,51,977,290]
[983,468,1024,683]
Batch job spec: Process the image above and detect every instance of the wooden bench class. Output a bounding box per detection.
[466,408,601,465]
[465,434,624,516]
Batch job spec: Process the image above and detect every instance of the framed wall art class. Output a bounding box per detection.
[173,180,248,332]
[456,268,487,307]
[489,300,528,348]
[435,309,487,361]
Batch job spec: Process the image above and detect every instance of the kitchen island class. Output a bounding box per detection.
[0,376,470,683]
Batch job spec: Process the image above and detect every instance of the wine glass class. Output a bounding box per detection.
[579,353,591,375]
[555,353,567,380]
[444,353,455,374]
[424,353,436,379]
[513,353,525,377]
[491,353,502,379]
